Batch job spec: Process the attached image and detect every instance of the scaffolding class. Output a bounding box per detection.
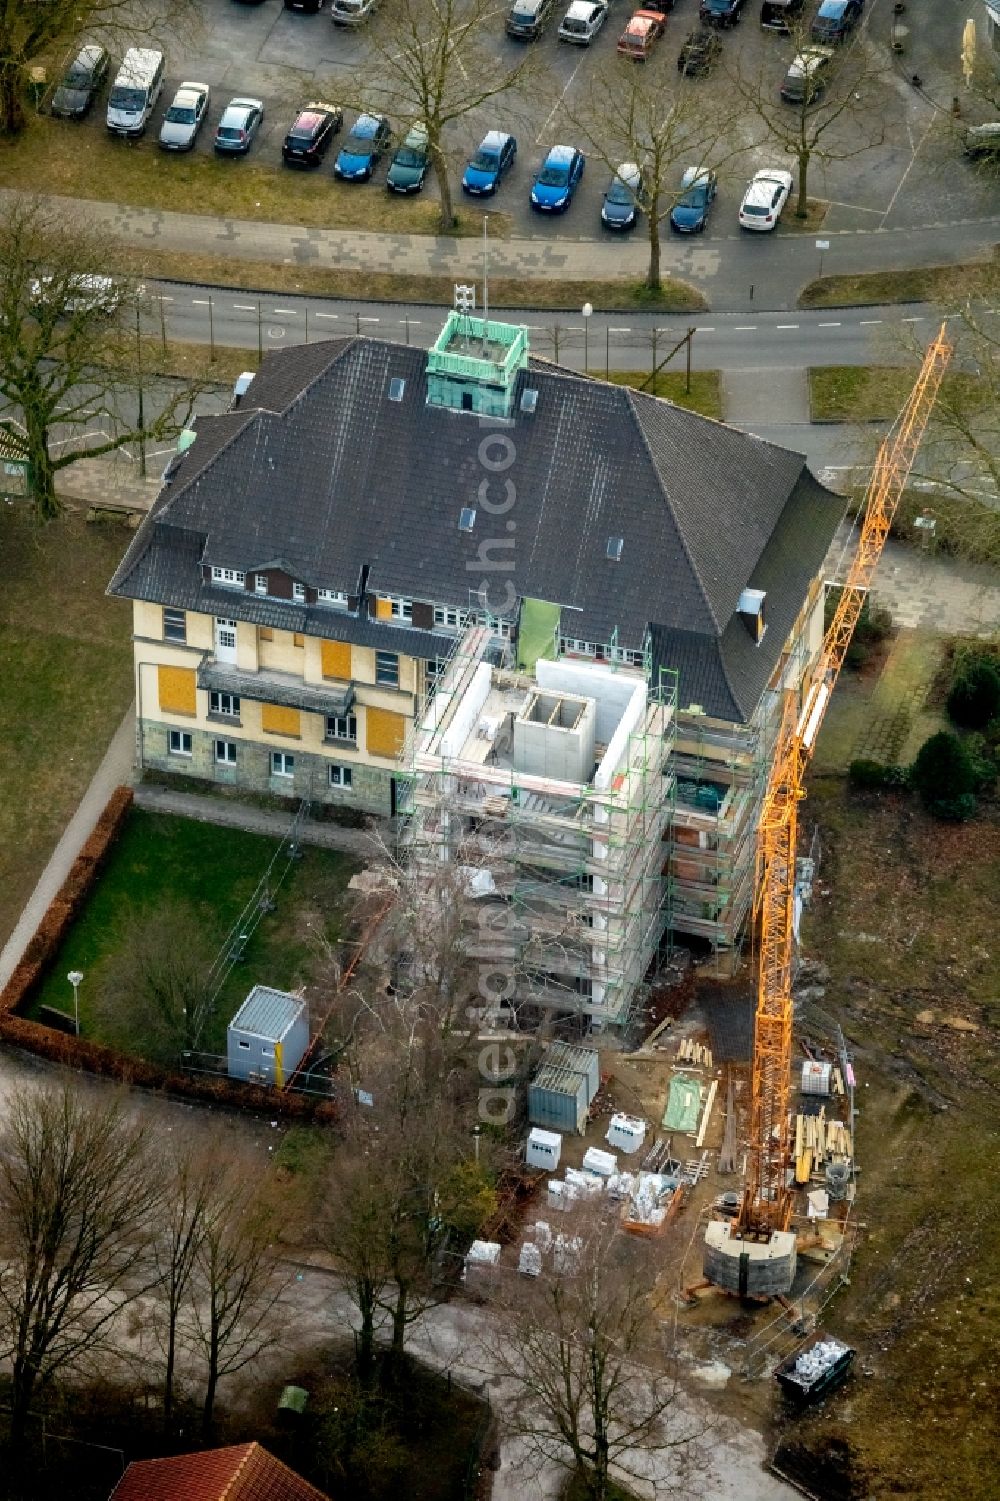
[397,622,677,1031]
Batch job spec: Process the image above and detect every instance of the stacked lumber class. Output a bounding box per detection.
[676,1038,713,1068]
[794,1109,852,1174]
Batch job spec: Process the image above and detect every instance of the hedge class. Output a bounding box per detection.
[0,786,336,1123]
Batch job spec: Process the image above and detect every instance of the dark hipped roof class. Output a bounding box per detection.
[110,333,845,724]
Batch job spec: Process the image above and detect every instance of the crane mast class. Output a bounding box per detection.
[734,324,953,1247]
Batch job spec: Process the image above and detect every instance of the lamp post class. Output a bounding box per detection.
[582,302,593,374]
[67,969,83,1036]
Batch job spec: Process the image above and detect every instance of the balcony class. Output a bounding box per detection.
[197,660,354,718]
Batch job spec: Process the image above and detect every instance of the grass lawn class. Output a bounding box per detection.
[602,369,722,419]
[779,198,829,234]
[28,808,355,1055]
[811,629,947,774]
[808,365,987,423]
[0,113,491,238]
[799,253,1000,308]
[0,508,134,947]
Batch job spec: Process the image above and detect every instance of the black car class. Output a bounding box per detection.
[677,28,721,74]
[282,102,343,166]
[760,0,804,31]
[50,43,110,118]
[698,0,745,25]
[285,0,325,9]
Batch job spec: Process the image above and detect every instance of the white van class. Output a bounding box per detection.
[106,48,164,138]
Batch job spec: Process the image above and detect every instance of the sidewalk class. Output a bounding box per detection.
[132,783,384,860]
[57,454,163,516]
[0,706,135,993]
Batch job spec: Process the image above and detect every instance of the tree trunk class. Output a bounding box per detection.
[163,1313,178,1430]
[24,406,60,521]
[356,1278,377,1378]
[646,202,661,292]
[432,140,455,234]
[795,149,810,219]
[0,59,25,137]
[391,1284,408,1357]
[8,1358,36,1449]
[202,1326,219,1437]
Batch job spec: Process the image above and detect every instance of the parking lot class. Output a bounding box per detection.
[38,0,1000,246]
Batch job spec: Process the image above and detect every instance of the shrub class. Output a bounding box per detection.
[946,656,1000,730]
[964,732,998,794]
[842,598,893,670]
[910,731,977,819]
[848,759,907,791]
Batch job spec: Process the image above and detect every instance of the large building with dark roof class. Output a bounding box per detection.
[110,313,844,995]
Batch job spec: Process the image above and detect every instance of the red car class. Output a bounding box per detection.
[617,7,668,57]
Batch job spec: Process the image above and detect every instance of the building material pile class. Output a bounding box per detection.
[663,1074,704,1133]
[620,1170,684,1235]
[677,1038,713,1068]
[776,1334,855,1402]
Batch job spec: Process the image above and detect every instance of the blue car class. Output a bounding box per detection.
[669,166,717,233]
[334,112,392,180]
[810,0,862,42]
[463,130,517,196]
[530,144,585,213]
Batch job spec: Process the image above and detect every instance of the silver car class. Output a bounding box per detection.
[558,0,608,43]
[159,81,210,151]
[330,0,378,22]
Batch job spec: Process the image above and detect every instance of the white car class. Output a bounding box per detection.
[558,0,608,42]
[738,168,793,231]
[158,81,211,151]
[28,273,138,315]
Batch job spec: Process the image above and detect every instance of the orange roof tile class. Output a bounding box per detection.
[110,1442,330,1501]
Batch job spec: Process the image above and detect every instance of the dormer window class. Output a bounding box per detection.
[318,589,349,609]
[293,582,306,603]
[388,597,413,621]
[738,588,767,644]
[255,574,268,595]
[211,566,245,588]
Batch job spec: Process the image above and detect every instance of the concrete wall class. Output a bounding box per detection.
[513,693,596,783]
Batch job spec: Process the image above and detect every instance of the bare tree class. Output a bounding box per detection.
[727,23,887,219]
[0,199,207,519]
[95,901,217,1067]
[0,0,197,135]
[562,61,737,291]
[0,1082,162,1447]
[488,1215,701,1501]
[343,0,532,233]
[185,1171,286,1437]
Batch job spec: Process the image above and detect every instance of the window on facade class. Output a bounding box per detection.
[211,566,245,587]
[163,608,186,643]
[329,764,353,789]
[168,730,192,756]
[237,1039,250,1050]
[326,713,357,743]
[433,606,463,629]
[388,597,413,621]
[317,589,349,609]
[215,739,236,765]
[209,691,241,717]
[255,574,268,595]
[271,752,295,778]
[375,651,399,687]
[426,659,444,683]
[261,1047,274,1058]
[292,583,306,603]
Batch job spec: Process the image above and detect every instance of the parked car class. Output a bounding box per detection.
[558,0,608,43]
[282,102,343,166]
[738,167,793,230]
[677,27,720,74]
[214,97,265,154]
[331,0,378,21]
[964,121,1000,159]
[760,0,804,32]
[462,130,517,195]
[506,0,557,40]
[601,163,643,230]
[810,0,863,43]
[670,165,717,232]
[334,112,392,179]
[106,47,164,137]
[50,43,110,119]
[28,274,134,316]
[698,0,745,26]
[617,9,667,59]
[530,144,585,212]
[780,47,833,104]
[158,82,210,151]
[387,122,431,193]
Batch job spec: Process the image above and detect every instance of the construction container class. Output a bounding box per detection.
[546,1041,600,1102]
[582,1147,617,1177]
[776,1335,854,1403]
[227,985,308,1086]
[529,1056,593,1134]
[525,1127,562,1171]
[801,1061,832,1096]
[606,1112,647,1154]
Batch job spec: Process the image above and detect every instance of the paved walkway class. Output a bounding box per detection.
[722,367,811,428]
[132,783,384,859]
[0,706,135,993]
[57,455,163,515]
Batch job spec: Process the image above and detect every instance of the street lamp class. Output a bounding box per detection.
[67,969,83,1036]
[582,302,593,374]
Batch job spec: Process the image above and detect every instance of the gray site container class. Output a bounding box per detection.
[529,1062,590,1134]
[546,1042,600,1104]
[227,985,308,1086]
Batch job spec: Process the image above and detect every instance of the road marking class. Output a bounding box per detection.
[732,326,756,331]
[192,298,210,305]
[233,303,256,311]
[536,55,586,143]
[157,295,173,302]
[608,326,631,333]
[859,319,882,325]
[358,316,379,323]
[697,326,715,333]
[314,312,339,320]
[272,307,296,316]
[817,321,841,328]
[901,316,923,322]
[775,324,799,330]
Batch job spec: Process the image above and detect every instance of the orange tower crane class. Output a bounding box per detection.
[705,324,953,1291]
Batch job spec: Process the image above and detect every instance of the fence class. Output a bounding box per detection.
[180,1049,337,1101]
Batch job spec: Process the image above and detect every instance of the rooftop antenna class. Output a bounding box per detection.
[454,282,476,348]
[482,213,489,356]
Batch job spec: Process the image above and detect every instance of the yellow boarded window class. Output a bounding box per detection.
[293,633,304,648]
[158,665,196,716]
[367,706,405,758]
[258,626,273,642]
[321,640,352,680]
[375,597,393,620]
[261,703,301,737]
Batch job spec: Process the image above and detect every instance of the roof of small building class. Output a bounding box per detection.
[109,1442,329,1501]
[230,985,306,1042]
[109,333,845,724]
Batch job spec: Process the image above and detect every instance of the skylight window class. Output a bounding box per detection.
[606,536,624,562]
[520,388,539,414]
[458,507,477,532]
[388,377,406,402]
